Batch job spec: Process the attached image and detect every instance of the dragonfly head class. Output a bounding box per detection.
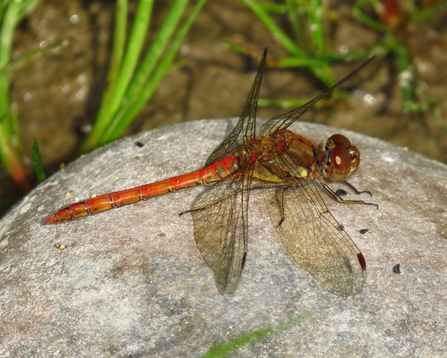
[322,134,360,182]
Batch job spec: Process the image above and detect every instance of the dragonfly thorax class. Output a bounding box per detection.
[250,130,316,183]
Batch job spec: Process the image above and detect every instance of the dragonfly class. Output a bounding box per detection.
[46,49,377,296]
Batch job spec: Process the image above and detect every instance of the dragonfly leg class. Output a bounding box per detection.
[275,186,297,227]
[181,176,287,217]
[320,180,378,209]
[276,186,290,227]
[264,185,295,228]
[179,187,245,216]
[244,182,296,227]
[342,180,373,197]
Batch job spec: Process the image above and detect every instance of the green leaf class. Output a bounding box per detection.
[201,312,311,358]
[32,137,46,182]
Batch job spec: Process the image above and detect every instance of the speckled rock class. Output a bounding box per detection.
[1,120,446,357]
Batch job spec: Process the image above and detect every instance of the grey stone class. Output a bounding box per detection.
[1,119,446,357]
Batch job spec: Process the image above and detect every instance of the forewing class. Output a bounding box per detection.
[190,169,252,294]
[259,57,375,136]
[264,155,365,295]
[206,49,267,166]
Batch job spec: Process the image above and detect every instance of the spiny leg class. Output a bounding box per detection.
[249,182,297,227]
[179,185,246,216]
[342,180,373,197]
[320,180,378,209]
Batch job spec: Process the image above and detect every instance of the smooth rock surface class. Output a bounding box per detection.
[1,119,446,357]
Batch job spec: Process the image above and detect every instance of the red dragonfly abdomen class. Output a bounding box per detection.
[45,155,240,224]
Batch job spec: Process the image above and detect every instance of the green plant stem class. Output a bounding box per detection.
[32,137,46,182]
[101,0,207,144]
[100,0,191,144]
[81,0,207,153]
[82,0,154,153]
[0,120,31,192]
[0,0,39,193]
[239,0,334,86]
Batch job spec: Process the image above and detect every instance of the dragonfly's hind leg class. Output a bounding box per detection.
[179,186,245,216]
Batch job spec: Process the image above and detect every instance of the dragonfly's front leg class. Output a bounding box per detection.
[320,180,378,209]
[342,180,373,196]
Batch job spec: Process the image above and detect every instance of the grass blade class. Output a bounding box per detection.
[32,137,46,182]
[201,312,311,358]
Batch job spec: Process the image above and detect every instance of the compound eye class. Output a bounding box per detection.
[324,134,359,181]
[330,134,351,148]
[331,146,351,173]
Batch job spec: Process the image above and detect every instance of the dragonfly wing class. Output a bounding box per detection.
[190,170,251,294]
[206,48,267,166]
[259,57,375,136]
[263,158,365,295]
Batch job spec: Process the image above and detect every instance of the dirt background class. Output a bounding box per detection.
[2,0,447,215]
